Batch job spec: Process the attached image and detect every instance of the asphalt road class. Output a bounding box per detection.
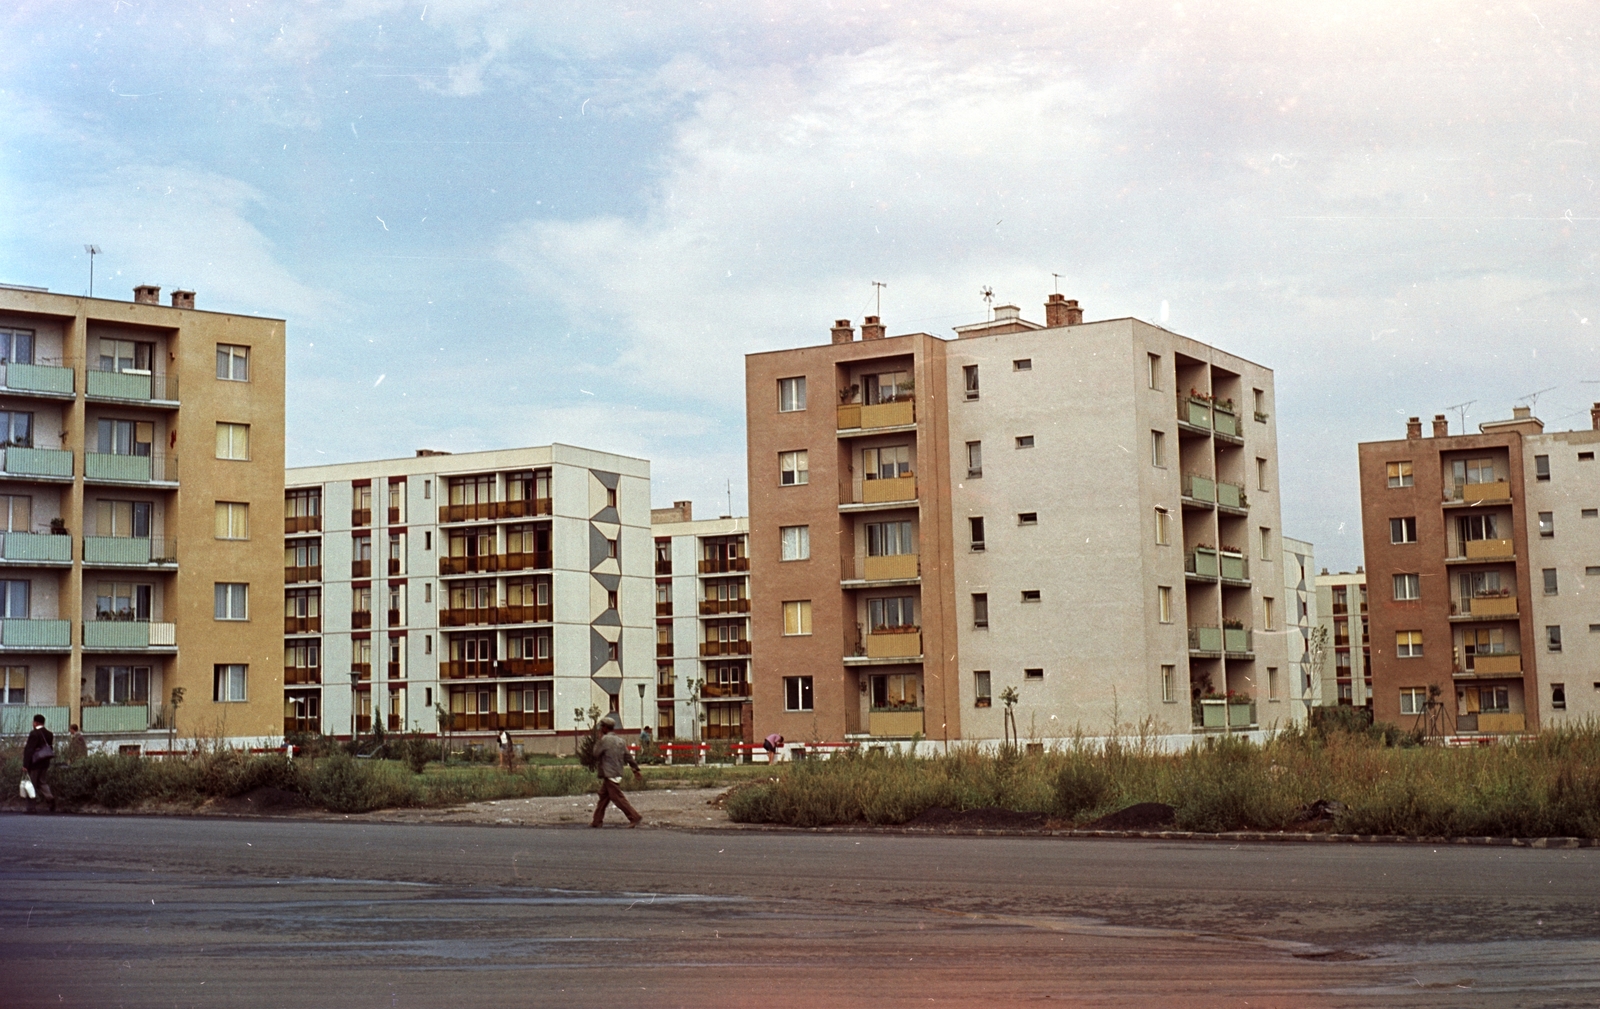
[2,814,1598,1008]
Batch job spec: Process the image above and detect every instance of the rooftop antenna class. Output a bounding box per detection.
[726,479,733,519]
[1442,399,1476,435]
[1052,273,1063,294]
[981,286,994,321]
[83,244,101,297]
[871,280,886,317]
[1517,385,1558,412]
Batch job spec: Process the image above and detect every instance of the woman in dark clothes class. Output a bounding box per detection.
[22,714,56,813]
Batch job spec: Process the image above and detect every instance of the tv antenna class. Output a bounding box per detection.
[871,281,886,317]
[1051,272,1063,294]
[726,479,733,519]
[1517,385,1558,412]
[981,286,994,320]
[83,244,102,297]
[1442,399,1476,435]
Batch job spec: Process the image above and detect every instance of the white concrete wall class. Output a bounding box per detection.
[1523,428,1600,727]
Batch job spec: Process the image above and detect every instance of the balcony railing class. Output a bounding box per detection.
[1463,653,1522,675]
[388,661,403,680]
[497,498,552,519]
[500,551,551,572]
[388,558,402,576]
[860,475,916,504]
[701,681,752,699]
[0,704,68,733]
[1179,395,1213,431]
[868,709,924,736]
[351,611,372,629]
[0,361,74,397]
[283,614,321,634]
[1454,594,1518,618]
[655,560,673,576]
[351,508,372,527]
[284,666,321,685]
[438,551,552,575]
[1,446,73,479]
[838,398,916,431]
[83,621,177,650]
[285,514,322,533]
[862,553,919,581]
[1224,627,1253,655]
[1219,552,1249,583]
[1212,405,1240,439]
[83,536,178,566]
[657,683,675,699]
[657,642,674,657]
[1189,625,1223,653]
[700,640,752,657]
[1447,481,1511,504]
[438,502,496,523]
[0,531,72,563]
[448,711,555,732]
[1460,539,1515,560]
[85,452,177,484]
[1195,699,1256,730]
[1182,474,1215,504]
[699,557,749,574]
[351,663,372,681]
[286,565,322,583]
[86,366,177,403]
[0,618,71,649]
[388,506,402,524]
[656,601,673,616]
[866,629,922,659]
[387,608,401,626]
[81,704,150,733]
[699,598,750,615]
[351,559,371,578]
[499,658,553,677]
[1185,548,1219,579]
[441,661,495,680]
[1216,482,1248,511]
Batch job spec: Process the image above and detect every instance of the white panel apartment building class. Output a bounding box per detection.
[651,502,751,743]
[284,444,652,750]
[940,302,1292,739]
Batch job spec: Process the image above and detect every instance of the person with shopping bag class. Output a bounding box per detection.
[22,714,56,813]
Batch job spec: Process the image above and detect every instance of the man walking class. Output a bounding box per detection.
[590,713,643,828]
[23,714,56,813]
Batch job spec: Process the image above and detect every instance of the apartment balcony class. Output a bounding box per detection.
[866,629,922,659]
[388,506,402,524]
[85,452,177,485]
[868,708,924,736]
[282,613,319,636]
[499,658,553,677]
[1216,482,1248,513]
[0,704,68,733]
[700,640,751,657]
[701,681,752,699]
[496,498,552,519]
[1218,552,1249,584]
[0,531,72,565]
[447,711,555,732]
[388,661,403,680]
[1181,475,1215,509]
[1446,481,1511,505]
[499,551,552,573]
[1457,654,1523,677]
[495,604,551,624]
[1189,625,1223,655]
[286,565,322,584]
[0,618,71,650]
[86,366,178,404]
[655,560,673,576]
[656,601,673,617]
[284,666,321,685]
[1185,547,1218,581]
[862,553,920,582]
[1196,699,1256,731]
[657,682,675,699]
[1451,595,1518,621]
[698,557,749,575]
[1,446,73,481]
[1224,627,1253,656]
[1,361,74,399]
[860,475,917,505]
[388,558,402,576]
[351,611,372,629]
[699,598,750,615]
[656,641,673,657]
[82,620,177,652]
[438,552,552,575]
[80,704,150,733]
[837,398,916,433]
[1212,405,1242,442]
[351,508,372,527]
[1178,395,1214,434]
[387,607,401,626]
[83,536,178,568]
[285,514,322,533]
[437,502,497,523]
[439,607,489,627]
[1462,539,1515,561]
[351,663,372,681]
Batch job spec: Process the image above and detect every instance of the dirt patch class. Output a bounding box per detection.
[209,787,315,814]
[906,806,1051,830]
[1083,802,1176,831]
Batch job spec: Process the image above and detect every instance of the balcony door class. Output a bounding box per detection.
[95,582,152,621]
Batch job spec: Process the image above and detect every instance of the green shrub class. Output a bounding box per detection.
[1054,759,1112,819]
[304,754,414,813]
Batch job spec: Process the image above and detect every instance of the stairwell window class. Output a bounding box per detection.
[215,502,249,540]
[779,450,809,486]
[780,525,810,561]
[782,600,812,636]
[1387,461,1413,488]
[214,583,247,621]
[1548,625,1563,652]
[1535,454,1550,480]
[1553,683,1567,710]
[1155,508,1171,545]
[216,344,249,381]
[1158,586,1172,623]
[1393,573,1420,600]
[215,422,250,461]
[1147,353,1161,389]
[778,376,807,412]
[1539,512,1554,537]
[974,671,992,707]
[972,593,988,627]
[1396,631,1423,658]
[1161,665,1175,702]
[1151,431,1166,467]
[1257,457,1269,490]
[1015,435,1034,449]
[969,516,985,551]
[1390,517,1417,544]
[1544,568,1559,595]
[213,664,247,702]
[963,365,979,401]
[1017,512,1037,526]
[1021,590,1041,603]
[1016,358,1033,372]
[966,441,983,478]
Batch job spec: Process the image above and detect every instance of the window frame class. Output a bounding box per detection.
[213,663,248,702]
[779,449,809,486]
[1387,461,1414,488]
[1393,573,1420,601]
[1395,630,1423,658]
[782,600,813,636]
[777,376,807,413]
[215,422,250,461]
[972,593,989,628]
[966,441,982,478]
[214,501,249,540]
[962,365,979,401]
[1390,517,1418,544]
[215,344,250,382]
[213,582,248,621]
[783,675,815,711]
[780,524,810,561]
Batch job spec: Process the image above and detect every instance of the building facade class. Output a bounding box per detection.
[284,445,651,751]
[0,282,284,746]
[1281,536,1317,719]
[1313,569,1369,709]
[745,296,1290,746]
[650,502,751,743]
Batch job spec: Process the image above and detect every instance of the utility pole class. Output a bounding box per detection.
[84,245,101,297]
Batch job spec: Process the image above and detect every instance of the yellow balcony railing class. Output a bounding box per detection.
[868,709,924,736]
[1464,539,1514,559]
[865,630,921,658]
[861,475,916,503]
[862,554,919,581]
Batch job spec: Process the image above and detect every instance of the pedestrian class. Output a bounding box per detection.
[763,732,784,765]
[589,713,643,828]
[497,728,514,772]
[65,723,87,764]
[22,714,56,814]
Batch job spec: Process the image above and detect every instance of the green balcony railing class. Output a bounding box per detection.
[83,621,176,649]
[83,536,177,565]
[2,362,74,396]
[81,704,150,733]
[86,368,177,402]
[1213,407,1240,438]
[1189,625,1222,652]
[1224,627,1253,654]
[1182,474,1215,503]
[85,453,177,483]
[0,705,69,734]
[1,532,72,562]
[1216,482,1248,510]
[1185,548,1219,578]
[1,446,73,479]
[1180,396,1212,429]
[1219,552,1249,582]
[0,619,71,648]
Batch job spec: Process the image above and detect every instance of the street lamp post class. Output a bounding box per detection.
[350,671,361,743]
[637,682,647,734]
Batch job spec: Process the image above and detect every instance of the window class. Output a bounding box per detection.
[866,520,914,556]
[1024,667,1044,681]
[1399,688,1427,716]
[963,365,979,401]
[424,634,432,655]
[422,582,432,603]
[780,525,810,561]
[1390,517,1418,544]
[423,479,431,499]
[94,665,149,705]
[1147,353,1160,389]
[97,499,151,538]
[1588,566,1600,576]
[424,531,432,551]
[1393,573,1420,600]
[1535,454,1550,480]
[1256,458,1269,490]
[1544,568,1559,595]
[215,422,249,460]
[870,672,919,709]
[1553,683,1567,710]
[94,582,150,621]
[1263,597,1276,630]
[213,664,247,702]
[974,670,992,707]
[97,418,150,456]
[784,675,814,711]
[607,538,619,560]
[1017,512,1037,526]
[1154,507,1171,545]
[214,502,249,540]
[1581,452,1596,462]
[1395,631,1423,658]
[607,641,619,663]
[782,600,812,636]
[1015,358,1033,372]
[99,338,154,373]
[1021,589,1041,603]
[606,487,617,509]
[216,344,249,381]
[1,666,25,705]
[1387,461,1414,488]
[972,593,988,627]
[1158,586,1172,623]
[1259,527,1272,559]
[606,590,618,611]
[1252,388,1267,421]
[1161,665,1175,703]
[0,580,28,618]
[1267,667,1281,702]
[779,450,809,486]
[1539,512,1554,537]
[1478,685,1510,713]
[1584,509,1599,519]
[969,516,985,551]
[778,376,807,412]
[863,370,910,404]
[0,410,32,448]
[214,583,247,620]
[1151,431,1166,467]
[867,596,916,631]
[966,441,983,478]
[0,328,35,365]
[1548,625,1563,652]
[1015,435,1034,449]
[863,445,911,480]
[0,494,31,533]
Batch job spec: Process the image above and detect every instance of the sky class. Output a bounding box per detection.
[2,0,1596,572]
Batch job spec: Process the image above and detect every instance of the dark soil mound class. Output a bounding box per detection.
[1084,802,1176,831]
[214,786,313,813]
[906,806,1049,830]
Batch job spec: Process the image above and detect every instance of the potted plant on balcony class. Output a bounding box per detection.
[1222,617,1245,629]
[49,517,66,535]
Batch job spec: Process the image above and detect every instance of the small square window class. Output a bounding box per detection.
[216,344,249,381]
[1021,589,1041,603]
[1024,667,1044,680]
[781,525,810,561]
[1014,358,1033,372]
[784,675,815,711]
[1017,512,1038,526]
[779,450,809,486]
[1015,435,1034,449]
[1579,451,1595,461]
[1587,566,1600,577]
[1395,630,1423,658]
[1387,461,1413,488]
[1393,573,1420,600]
[1390,517,1418,544]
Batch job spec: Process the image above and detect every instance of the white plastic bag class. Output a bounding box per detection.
[19,777,35,800]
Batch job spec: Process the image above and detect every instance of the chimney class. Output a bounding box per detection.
[170,290,195,310]
[1406,416,1422,439]
[831,319,855,344]
[1045,293,1069,327]
[1512,405,1531,420]
[861,315,886,340]
[133,285,160,305]
[1591,402,1600,431]
[1064,299,1083,325]
[673,500,692,522]
[1432,414,1449,438]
